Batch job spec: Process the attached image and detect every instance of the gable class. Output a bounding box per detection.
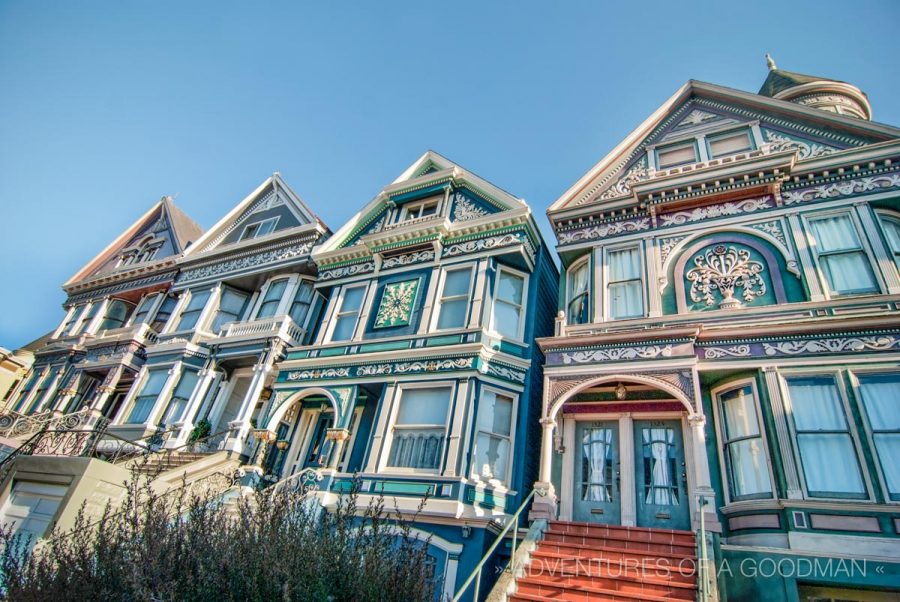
[218,187,304,246]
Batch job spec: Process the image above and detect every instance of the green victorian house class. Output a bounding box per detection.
[515,61,900,602]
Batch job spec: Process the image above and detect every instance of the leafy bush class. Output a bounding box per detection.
[0,471,437,601]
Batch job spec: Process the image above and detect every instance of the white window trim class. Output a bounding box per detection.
[779,369,874,502]
[238,216,280,242]
[168,288,217,334]
[126,293,163,328]
[488,265,529,342]
[848,368,900,505]
[379,381,456,475]
[655,139,699,170]
[705,127,755,159]
[326,283,369,343]
[874,209,900,274]
[469,385,518,487]
[565,256,591,326]
[398,197,442,223]
[602,242,646,321]
[250,275,296,320]
[287,276,320,331]
[710,378,777,505]
[802,208,883,298]
[430,265,475,332]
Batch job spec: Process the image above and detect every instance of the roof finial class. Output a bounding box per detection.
[766,53,777,71]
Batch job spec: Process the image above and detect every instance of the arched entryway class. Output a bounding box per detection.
[264,388,340,478]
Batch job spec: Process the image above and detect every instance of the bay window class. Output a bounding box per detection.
[98,299,133,331]
[878,214,900,270]
[173,290,210,331]
[130,294,159,326]
[386,386,451,471]
[256,279,288,319]
[785,375,866,498]
[289,281,316,327]
[808,213,877,295]
[607,246,643,319]
[27,369,58,413]
[472,389,514,482]
[160,369,199,426]
[211,287,249,332]
[566,258,590,325]
[127,369,168,424]
[59,305,86,336]
[72,302,100,335]
[330,285,366,342]
[435,266,473,330]
[856,373,900,501]
[717,384,772,500]
[492,268,525,339]
[12,371,41,412]
[151,295,178,332]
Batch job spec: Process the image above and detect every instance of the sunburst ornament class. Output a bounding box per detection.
[374,279,420,328]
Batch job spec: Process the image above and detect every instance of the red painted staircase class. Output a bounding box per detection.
[509,520,698,602]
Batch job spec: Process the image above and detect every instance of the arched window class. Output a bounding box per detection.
[98,299,134,331]
[566,258,590,324]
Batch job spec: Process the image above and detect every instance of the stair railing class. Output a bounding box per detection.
[697,494,712,602]
[451,487,545,602]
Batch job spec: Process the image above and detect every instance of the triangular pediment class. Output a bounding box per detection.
[551,80,900,214]
[188,173,323,255]
[321,151,527,254]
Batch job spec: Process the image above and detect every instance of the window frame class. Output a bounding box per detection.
[431,264,475,332]
[172,289,212,333]
[470,385,518,486]
[288,278,318,330]
[210,286,250,332]
[603,242,646,321]
[238,217,279,242]
[705,127,754,159]
[126,368,169,425]
[803,209,881,297]
[780,370,872,501]
[710,378,776,504]
[655,140,699,169]
[489,265,528,342]
[381,382,455,475]
[849,369,900,504]
[566,256,591,325]
[875,210,900,275]
[327,283,369,343]
[398,197,441,223]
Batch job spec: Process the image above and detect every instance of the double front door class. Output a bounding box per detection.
[573,418,690,530]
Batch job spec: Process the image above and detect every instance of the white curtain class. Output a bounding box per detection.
[644,428,675,505]
[729,439,771,497]
[859,375,900,497]
[810,215,876,293]
[582,428,612,502]
[788,378,865,495]
[608,247,642,318]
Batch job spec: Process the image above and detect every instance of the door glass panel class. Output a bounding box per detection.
[641,427,679,506]
[581,427,614,502]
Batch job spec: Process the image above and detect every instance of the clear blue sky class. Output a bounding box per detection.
[1,0,898,348]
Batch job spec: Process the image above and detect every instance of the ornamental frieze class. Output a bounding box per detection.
[762,130,838,160]
[319,261,376,281]
[782,172,900,206]
[380,250,434,270]
[178,241,314,283]
[443,232,529,257]
[558,217,651,245]
[657,196,773,227]
[686,244,766,309]
[283,356,477,382]
[554,344,674,365]
[480,361,527,384]
[452,193,489,222]
[763,335,900,356]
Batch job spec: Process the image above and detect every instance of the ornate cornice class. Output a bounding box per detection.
[177,239,315,285]
[65,269,176,305]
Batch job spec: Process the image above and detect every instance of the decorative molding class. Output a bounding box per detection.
[597,163,652,201]
[283,356,477,382]
[702,345,751,359]
[658,197,773,227]
[373,279,419,328]
[748,220,787,248]
[782,173,900,206]
[178,241,313,283]
[66,270,176,305]
[658,235,688,265]
[545,369,696,413]
[762,130,838,160]
[763,335,900,356]
[200,188,285,252]
[286,367,351,381]
[452,193,489,222]
[443,232,526,257]
[480,361,526,384]
[686,244,766,309]
[677,110,719,127]
[319,261,376,281]
[380,250,434,270]
[558,345,673,365]
[558,217,651,245]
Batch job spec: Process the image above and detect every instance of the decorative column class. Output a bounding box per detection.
[619,414,636,526]
[226,362,271,453]
[786,212,825,301]
[325,428,351,470]
[171,364,219,446]
[688,414,721,532]
[856,202,900,293]
[763,366,803,499]
[529,416,558,521]
[52,372,82,416]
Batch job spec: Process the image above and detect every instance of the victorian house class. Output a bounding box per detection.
[512,62,900,601]
[263,151,558,599]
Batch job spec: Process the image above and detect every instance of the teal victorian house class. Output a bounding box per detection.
[264,151,558,600]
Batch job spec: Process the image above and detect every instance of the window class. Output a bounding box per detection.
[60,306,86,336]
[717,385,772,500]
[808,214,877,295]
[98,299,133,332]
[130,294,159,326]
[386,387,451,471]
[707,130,753,158]
[11,371,41,412]
[856,373,900,501]
[256,279,288,319]
[289,281,315,327]
[607,246,643,319]
[127,369,168,424]
[211,287,249,332]
[330,285,366,342]
[160,369,199,426]
[472,390,514,482]
[72,302,101,335]
[173,290,211,332]
[151,295,178,332]
[784,376,866,498]
[435,267,473,330]
[656,141,698,169]
[492,269,525,339]
[566,258,590,325]
[0,482,67,543]
[878,214,900,269]
[400,198,440,222]
[65,375,99,413]
[238,217,278,241]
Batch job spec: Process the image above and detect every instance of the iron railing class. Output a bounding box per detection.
[451,487,545,602]
[0,408,99,439]
[697,494,712,602]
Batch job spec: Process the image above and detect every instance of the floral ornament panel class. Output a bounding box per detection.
[374,279,420,328]
[686,244,766,310]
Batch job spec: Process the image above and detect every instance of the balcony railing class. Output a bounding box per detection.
[218,315,305,346]
[90,322,159,346]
